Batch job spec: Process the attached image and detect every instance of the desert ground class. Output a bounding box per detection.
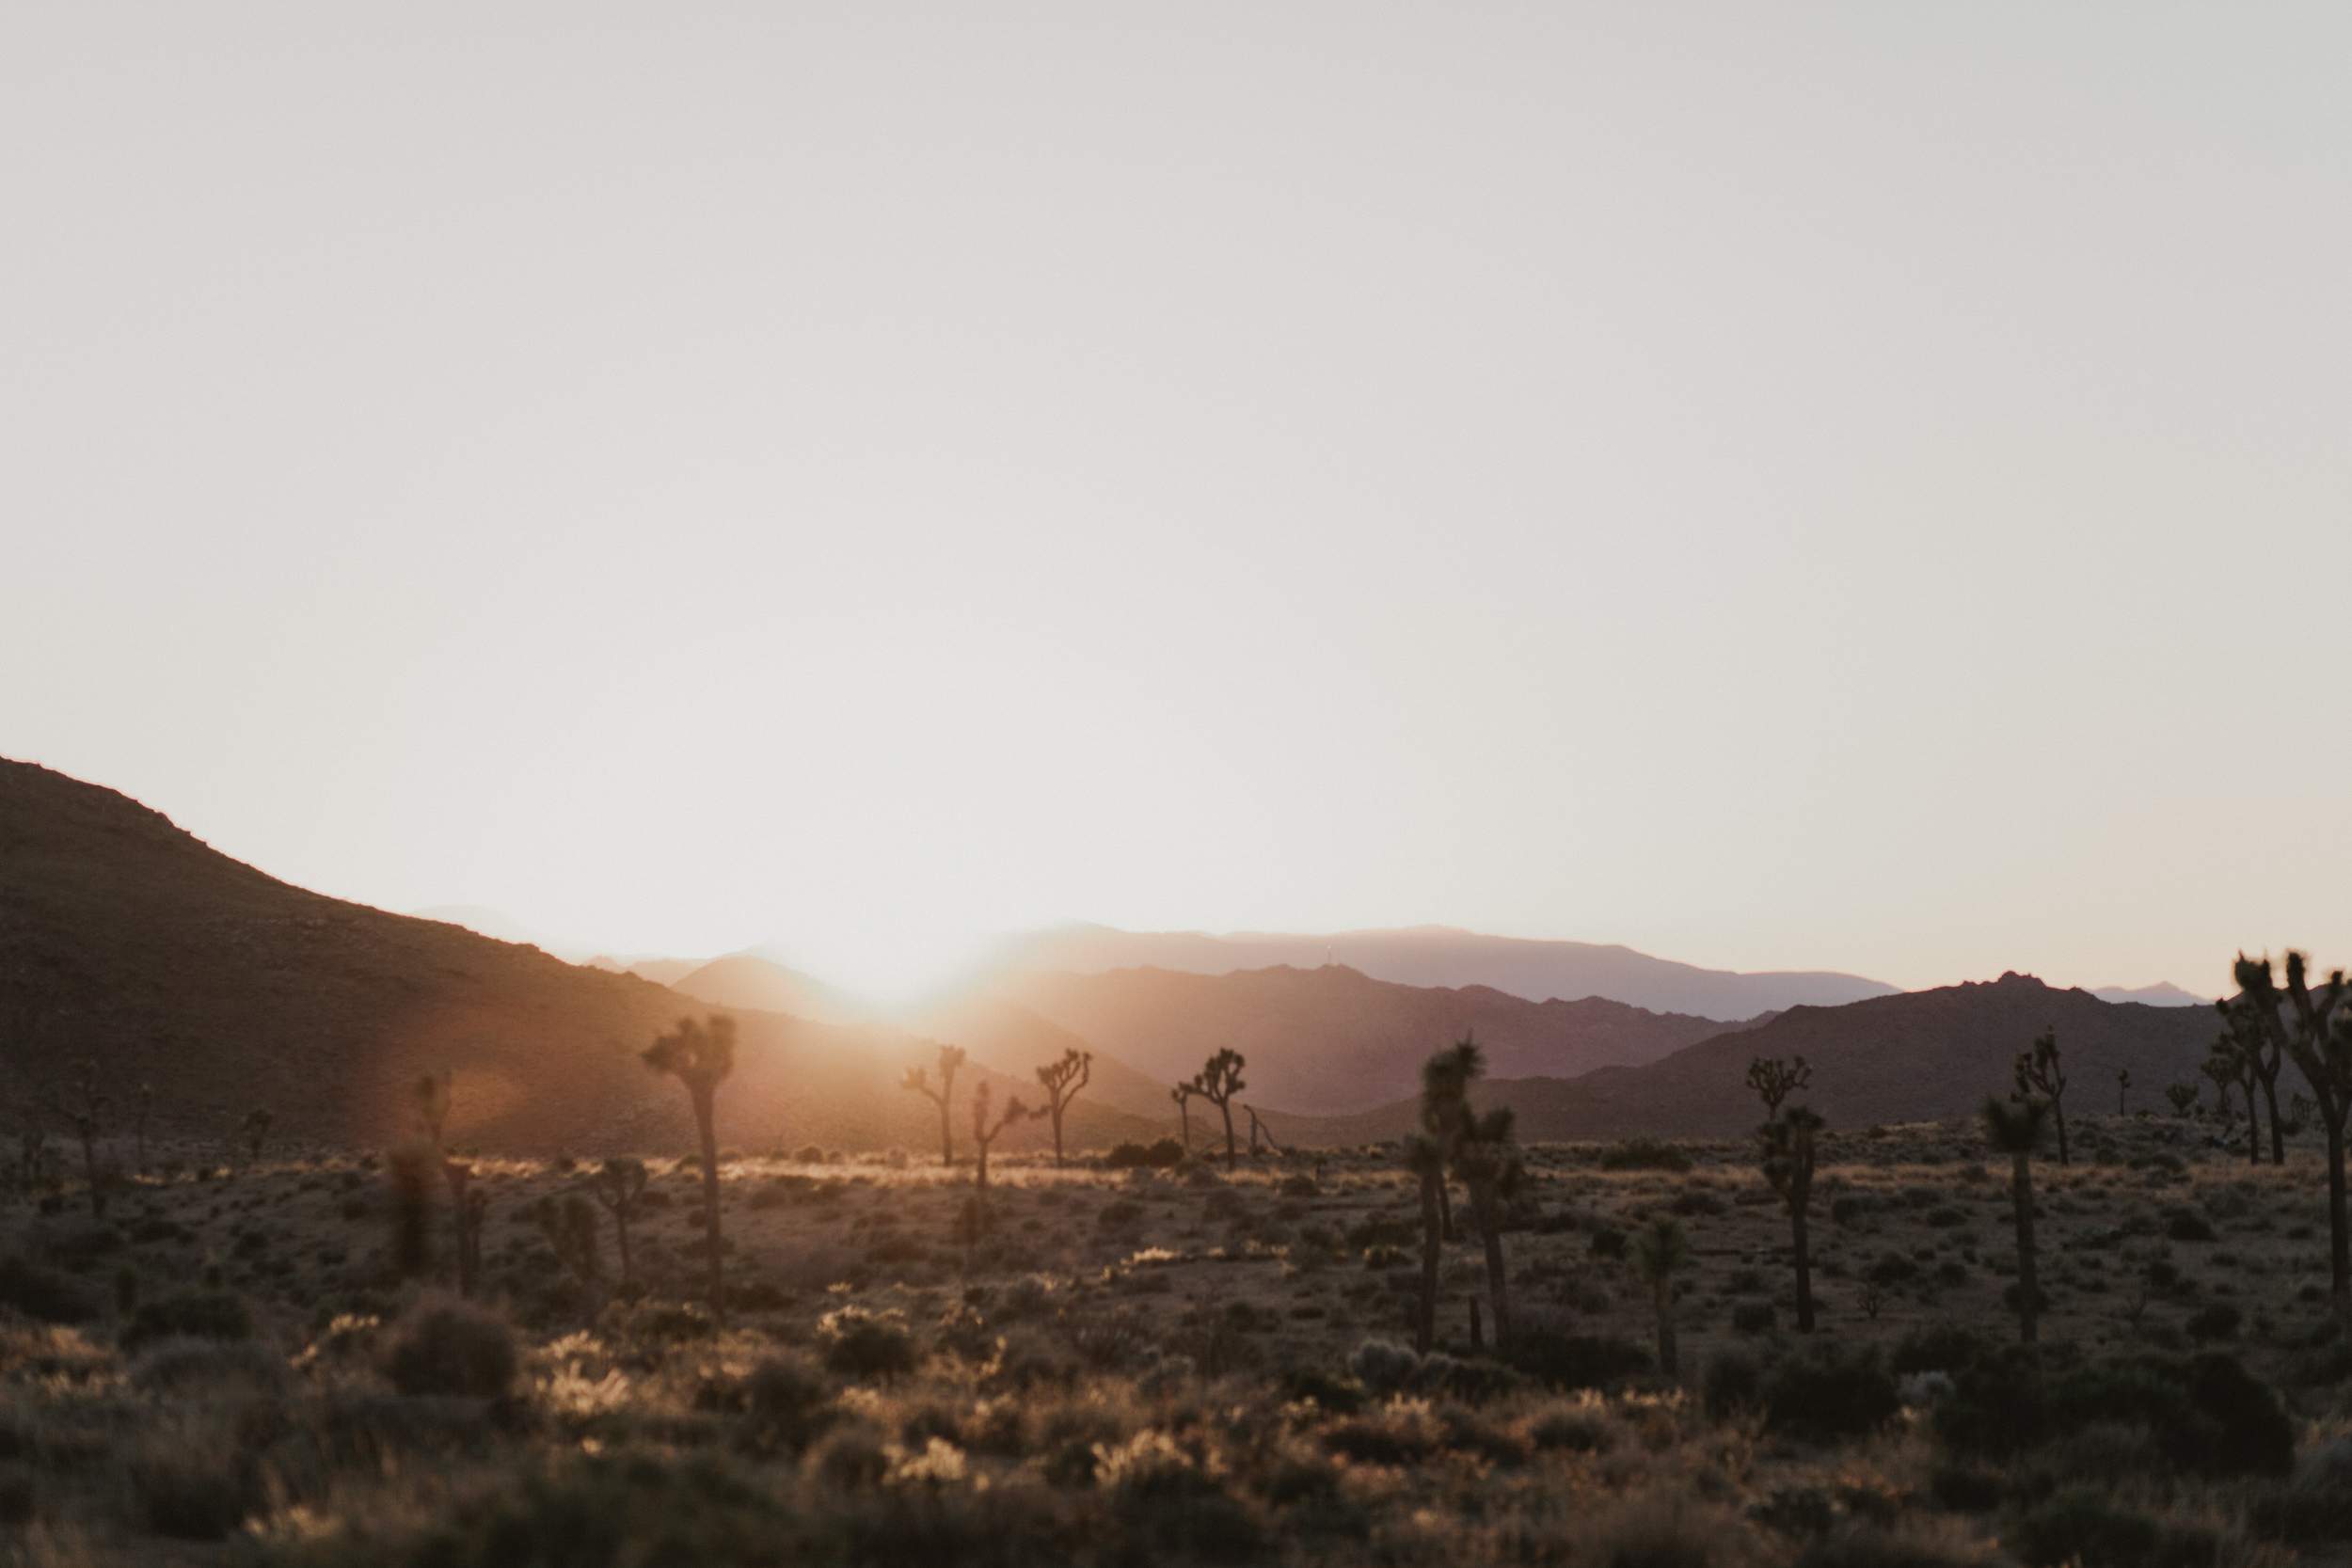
[1,1107,2346,1566]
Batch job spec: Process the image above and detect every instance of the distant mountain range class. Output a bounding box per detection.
[1257,972,2225,1147]
[2090,982,2210,1008]
[1008,923,1899,1019]
[2,756,2238,1159]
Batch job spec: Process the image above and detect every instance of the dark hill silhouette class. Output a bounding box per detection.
[0,759,1161,1157]
[989,963,1763,1116]
[1011,922,1896,1017]
[1263,972,2220,1144]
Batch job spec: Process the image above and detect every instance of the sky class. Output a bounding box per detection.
[4,6,2347,1004]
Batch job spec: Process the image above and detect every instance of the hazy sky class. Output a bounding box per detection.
[5,6,2347,1001]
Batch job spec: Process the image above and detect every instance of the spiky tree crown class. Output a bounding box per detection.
[643,1015,738,1095]
[1980,1092,2047,1155]
[1630,1215,1691,1283]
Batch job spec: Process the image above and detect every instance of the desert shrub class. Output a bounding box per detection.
[1866,1254,1921,1290]
[2247,1438,2352,1544]
[1599,1138,1692,1173]
[1938,1348,2291,1478]
[1504,1328,1653,1391]
[1765,1345,1901,1443]
[1793,1522,2000,1568]
[1344,1214,1419,1251]
[1324,1406,1440,1465]
[1530,1406,1615,1452]
[1099,1431,1263,1563]
[2164,1209,2216,1243]
[1568,1491,1741,1568]
[1590,1224,1628,1259]
[400,1450,803,1566]
[133,1439,261,1541]
[119,1290,251,1351]
[818,1306,918,1382]
[1704,1350,1764,1418]
[382,1295,517,1399]
[1831,1194,1878,1227]
[1096,1199,1146,1230]
[1893,1325,1994,1377]
[2014,1422,2169,1495]
[127,1338,290,1396]
[1282,1368,1367,1415]
[744,1352,834,1450]
[2185,1303,2241,1344]
[1732,1301,1778,1335]
[1103,1139,1186,1170]
[2004,1484,2163,1568]
[806,1422,892,1490]
[1279,1175,1319,1197]
[1347,1338,1423,1396]
[0,1255,102,1323]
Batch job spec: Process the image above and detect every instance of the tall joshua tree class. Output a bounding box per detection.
[2217,995,2280,1164]
[1171,1085,1194,1155]
[1034,1048,1090,1168]
[2204,1034,2263,1165]
[1407,1039,1479,1354]
[1189,1049,1247,1168]
[900,1044,967,1166]
[594,1157,650,1283]
[49,1061,110,1218]
[1758,1106,1823,1333]
[2013,1029,2071,1165]
[1630,1215,1692,1378]
[1981,1092,2048,1343]
[1452,1103,1526,1353]
[1745,1055,1811,1116]
[413,1071,483,1297]
[644,1014,738,1323]
[970,1080,1033,1209]
[2235,953,2350,1316]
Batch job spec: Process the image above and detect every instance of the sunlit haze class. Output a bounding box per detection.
[6,7,2348,1003]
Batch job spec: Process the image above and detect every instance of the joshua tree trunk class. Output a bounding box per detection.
[2324,1103,2351,1322]
[1217,1100,1236,1167]
[692,1086,724,1324]
[1652,1276,1677,1377]
[1438,1180,1456,1243]
[1790,1202,1815,1333]
[2012,1149,2040,1343]
[1177,1093,1192,1153]
[1469,1179,1513,1352]
[1416,1166,1442,1354]
[613,1207,634,1281]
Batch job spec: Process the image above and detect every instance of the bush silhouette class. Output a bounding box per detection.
[119,1290,251,1352]
[2005,1484,2162,1568]
[818,1306,918,1382]
[383,1294,518,1398]
[1764,1345,1901,1442]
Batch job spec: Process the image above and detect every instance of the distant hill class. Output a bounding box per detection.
[989,963,1763,1116]
[2090,982,2210,1008]
[0,760,1161,1158]
[667,956,879,1027]
[1011,923,1896,1017]
[1268,972,2222,1144]
[900,995,1177,1121]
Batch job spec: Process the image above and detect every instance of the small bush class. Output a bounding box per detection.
[744,1352,834,1449]
[1892,1324,1994,1376]
[1504,1329,1653,1391]
[383,1295,518,1398]
[133,1442,260,1541]
[818,1306,919,1382]
[405,1450,804,1565]
[1346,1338,1422,1396]
[119,1290,251,1351]
[2005,1484,2163,1568]
[0,1255,102,1323]
[126,1338,290,1396]
[1705,1350,1764,1418]
[1732,1301,1778,1335]
[1530,1407,1614,1452]
[2165,1210,2216,1243]
[1103,1139,1186,1170]
[1599,1138,1692,1173]
[2185,1303,2242,1344]
[1589,1225,1628,1259]
[1344,1214,1419,1251]
[1765,1346,1901,1443]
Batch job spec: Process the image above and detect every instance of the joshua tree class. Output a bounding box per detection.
[2233,952,2350,1316]
[1745,1054,1811,1116]
[1245,1105,1283,1157]
[2165,1081,2200,1117]
[2217,994,2283,1164]
[241,1107,274,1166]
[644,1014,738,1322]
[49,1061,111,1218]
[1171,1085,1194,1154]
[413,1071,483,1296]
[593,1157,650,1282]
[1452,1103,1526,1353]
[2204,1035,2263,1164]
[2115,1068,2130,1117]
[1630,1214,1692,1378]
[1758,1104,1823,1333]
[1033,1048,1090,1168]
[1188,1049,1248,1167]
[135,1084,153,1174]
[1981,1091,2049,1342]
[900,1044,967,1166]
[2013,1028,2071,1165]
[969,1080,1033,1208]
[389,1144,435,1280]
[1406,1039,1480,1353]
[1405,1132,1446,1354]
